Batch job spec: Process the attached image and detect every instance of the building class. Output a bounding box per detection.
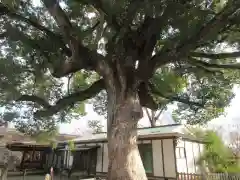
[50,124,205,180]
[0,126,78,179]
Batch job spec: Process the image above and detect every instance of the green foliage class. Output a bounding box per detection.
[151,68,187,96]
[184,125,207,138]
[150,67,187,108]
[30,128,60,149]
[68,140,76,151]
[90,90,107,118]
[50,141,58,149]
[172,70,237,124]
[32,128,59,143]
[201,131,232,172]
[187,127,240,173]
[88,119,104,133]
[225,165,240,173]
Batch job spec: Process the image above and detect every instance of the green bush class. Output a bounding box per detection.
[226,165,240,173]
[197,130,239,173]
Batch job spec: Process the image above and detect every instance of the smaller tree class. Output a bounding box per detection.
[88,119,104,133]
[186,127,240,173]
[144,107,166,127]
[228,130,240,162]
[185,126,240,173]
[200,130,233,173]
[32,128,59,149]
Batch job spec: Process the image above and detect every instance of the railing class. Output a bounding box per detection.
[178,173,240,180]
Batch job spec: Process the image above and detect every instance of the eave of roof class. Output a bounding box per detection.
[58,124,205,144]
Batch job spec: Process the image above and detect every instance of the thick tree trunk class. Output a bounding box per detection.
[107,92,148,180]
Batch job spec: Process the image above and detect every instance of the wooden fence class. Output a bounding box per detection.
[178,173,240,180]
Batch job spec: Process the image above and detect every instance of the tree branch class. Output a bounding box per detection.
[3,25,50,58]
[0,3,71,56]
[145,108,153,122]
[150,0,239,74]
[0,32,7,39]
[138,82,158,110]
[149,83,204,108]
[155,107,164,121]
[0,3,8,15]
[191,51,240,59]
[42,0,73,40]
[17,95,51,108]
[166,95,204,108]
[73,0,121,30]
[41,0,110,78]
[190,58,240,70]
[17,79,105,117]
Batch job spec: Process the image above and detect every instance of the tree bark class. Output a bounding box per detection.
[106,91,148,180]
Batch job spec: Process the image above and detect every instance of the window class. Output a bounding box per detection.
[32,151,41,161]
[176,147,186,159]
[23,151,43,162]
[138,144,153,174]
[21,151,44,169]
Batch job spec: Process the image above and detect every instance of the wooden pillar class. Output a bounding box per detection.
[20,151,26,169]
[31,146,35,161]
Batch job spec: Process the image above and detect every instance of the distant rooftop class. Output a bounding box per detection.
[0,126,79,146]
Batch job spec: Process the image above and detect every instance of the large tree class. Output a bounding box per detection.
[1,0,240,179]
[90,90,169,127]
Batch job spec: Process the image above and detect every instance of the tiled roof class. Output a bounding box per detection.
[55,134,79,141]
[0,128,34,145]
[0,127,78,146]
[71,124,185,143]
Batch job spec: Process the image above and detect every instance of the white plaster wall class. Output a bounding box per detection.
[199,143,204,156]
[102,143,108,172]
[96,143,103,172]
[68,155,73,168]
[152,140,164,176]
[162,139,177,178]
[141,140,151,144]
[192,142,201,173]
[185,141,195,173]
[176,140,187,173]
[56,155,61,168]
[65,151,73,168]
[176,140,204,174]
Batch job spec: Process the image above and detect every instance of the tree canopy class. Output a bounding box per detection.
[0,0,240,131]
